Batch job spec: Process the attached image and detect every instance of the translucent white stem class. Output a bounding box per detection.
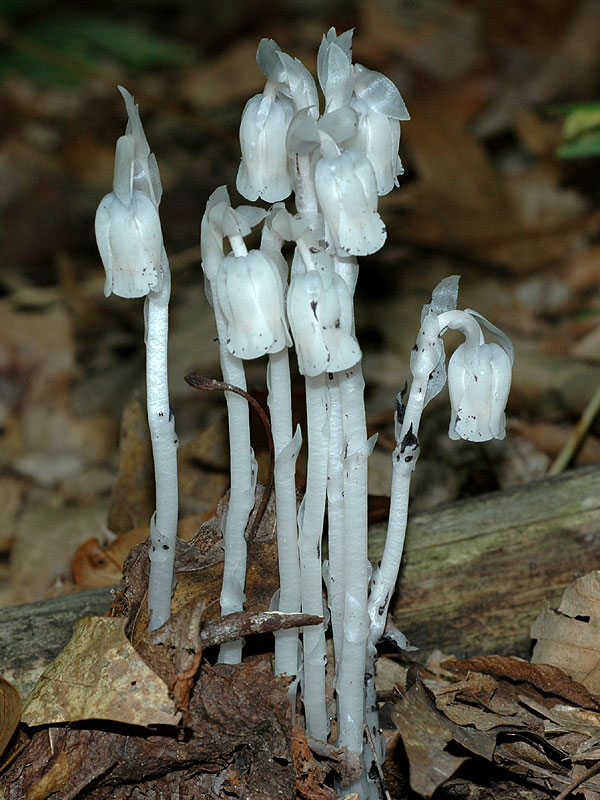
[337,365,371,754]
[325,373,345,670]
[212,291,254,664]
[145,267,179,632]
[367,374,426,647]
[267,348,302,680]
[299,373,329,741]
[293,153,319,220]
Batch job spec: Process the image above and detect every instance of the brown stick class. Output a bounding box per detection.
[184,373,275,538]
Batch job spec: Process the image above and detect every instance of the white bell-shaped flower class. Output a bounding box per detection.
[287,269,361,376]
[236,91,293,202]
[95,88,164,299]
[216,249,291,360]
[315,148,386,256]
[349,64,409,196]
[443,310,513,442]
[96,188,163,298]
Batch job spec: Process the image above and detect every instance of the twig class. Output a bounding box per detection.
[201,610,322,647]
[555,760,600,800]
[549,382,600,475]
[184,373,274,537]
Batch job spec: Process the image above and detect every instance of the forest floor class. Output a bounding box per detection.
[1,0,600,797]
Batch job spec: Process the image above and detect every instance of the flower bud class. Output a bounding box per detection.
[237,93,294,202]
[287,270,361,376]
[216,250,291,359]
[315,149,386,256]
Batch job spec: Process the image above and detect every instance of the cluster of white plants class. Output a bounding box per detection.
[95,29,513,799]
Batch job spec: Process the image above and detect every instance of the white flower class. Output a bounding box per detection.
[287,270,361,376]
[236,92,293,202]
[443,311,513,442]
[216,250,291,359]
[315,149,386,256]
[349,65,409,196]
[96,188,163,298]
[95,88,164,298]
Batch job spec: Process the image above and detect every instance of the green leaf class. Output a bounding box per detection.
[557,128,600,159]
[0,13,196,83]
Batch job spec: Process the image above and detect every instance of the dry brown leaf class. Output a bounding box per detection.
[532,571,600,694]
[444,655,600,710]
[22,616,181,728]
[390,671,468,797]
[0,676,21,760]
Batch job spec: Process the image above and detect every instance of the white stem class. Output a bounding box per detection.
[145,267,179,632]
[293,153,319,221]
[299,373,330,741]
[325,373,345,671]
[337,365,371,754]
[267,348,302,680]
[367,375,425,647]
[212,291,254,664]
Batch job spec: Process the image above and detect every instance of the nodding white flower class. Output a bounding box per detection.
[95,87,164,298]
[287,269,361,376]
[216,249,291,359]
[236,91,294,202]
[315,149,386,256]
[350,65,409,196]
[441,310,513,442]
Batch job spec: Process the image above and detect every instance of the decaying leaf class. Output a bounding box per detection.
[390,669,469,797]
[3,659,296,799]
[444,654,600,711]
[292,725,338,800]
[22,616,181,728]
[0,676,21,759]
[532,571,600,694]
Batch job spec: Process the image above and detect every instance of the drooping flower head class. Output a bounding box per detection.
[216,249,291,360]
[287,269,361,376]
[439,309,513,441]
[95,87,164,298]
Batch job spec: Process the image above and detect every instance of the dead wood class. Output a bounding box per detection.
[2,465,599,697]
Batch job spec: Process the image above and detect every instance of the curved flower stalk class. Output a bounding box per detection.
[365,278,513,780]
[199,190,265,663]
[95,88,178,632]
